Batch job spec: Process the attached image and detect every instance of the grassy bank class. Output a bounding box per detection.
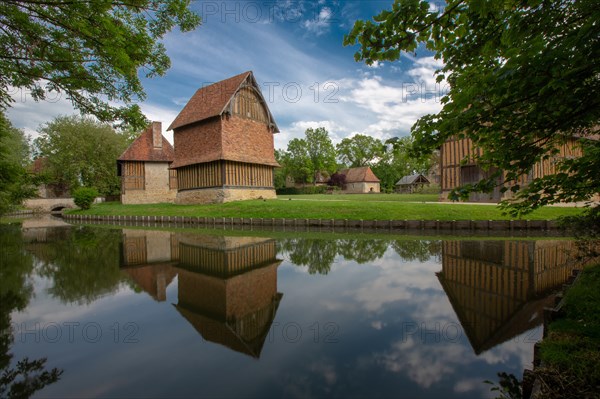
[537,263,600,398]
[65,195,584,221]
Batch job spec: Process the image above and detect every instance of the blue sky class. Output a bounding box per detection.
[7,0,448,150]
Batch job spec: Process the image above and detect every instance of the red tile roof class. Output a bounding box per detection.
[118,123,174,162]
[339,166,380,183]
[168,71,251,131]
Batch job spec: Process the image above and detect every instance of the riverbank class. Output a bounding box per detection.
[64,196,583,221]
[530,262,600,398]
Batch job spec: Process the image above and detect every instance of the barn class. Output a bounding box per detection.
[168,71,280,204]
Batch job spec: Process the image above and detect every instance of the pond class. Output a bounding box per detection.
[0,219,581,398]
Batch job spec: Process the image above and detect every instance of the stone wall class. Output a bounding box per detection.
[121,162,176,204]
[345,182,380,194]
[176,187,276,205]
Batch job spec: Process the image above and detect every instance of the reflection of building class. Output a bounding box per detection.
[120,230,178,302]
[437,240,580,354]
[174,234,283,358]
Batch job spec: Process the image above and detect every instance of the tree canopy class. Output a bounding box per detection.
[345,0,600,214]
[0,0,200,129]
[0,112,35,215]
[33,115,131,196]
[336,134,384,168]
[280,127,338,185]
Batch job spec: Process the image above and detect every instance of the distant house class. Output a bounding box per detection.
[339,166,380,193]
[395,174,431,194]
[168,71,279,204]
[117,121,177,204]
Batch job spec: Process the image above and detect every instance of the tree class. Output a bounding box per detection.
[336,134,384,168]
[33,115,130,196]
[0,0,200,129]
[372,136,433,192]
[285,138,313,184]
[0,112,35,215]
[305,127,337,184]
[345,0,600,214]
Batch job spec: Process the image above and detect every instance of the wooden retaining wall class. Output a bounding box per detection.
[62,214,567,234]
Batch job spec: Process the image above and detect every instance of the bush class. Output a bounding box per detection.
[73,187,98,210]
[276,185,328,195]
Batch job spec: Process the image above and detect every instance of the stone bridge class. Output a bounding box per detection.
[24,198,76,213]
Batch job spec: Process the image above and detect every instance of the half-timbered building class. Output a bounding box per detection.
[439,136,588,202]
[168,71,279,204]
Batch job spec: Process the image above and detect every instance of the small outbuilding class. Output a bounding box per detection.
[395,174,431,194]
[118,121,177,204]
[339,166,380,193]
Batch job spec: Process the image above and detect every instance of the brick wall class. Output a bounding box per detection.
[172,117,223,168]
[221,115,278,165]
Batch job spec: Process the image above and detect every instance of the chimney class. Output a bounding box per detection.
[152,121,162,149]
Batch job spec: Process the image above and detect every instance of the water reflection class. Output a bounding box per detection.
[120,230,178,302]
[0,224,62,397]
[0,221,589,398]
[278,237,441,274]
[121,231,284,358]
[438,240,579,354]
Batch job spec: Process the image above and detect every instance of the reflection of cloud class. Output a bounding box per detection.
[479,327,541,370]
[282,357,338,398]
[377,337,471,388]
[371,320,384,330]
[454,378,495,398]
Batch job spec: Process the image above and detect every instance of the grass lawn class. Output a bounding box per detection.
[537,263,600,398]
[66,194,584,221]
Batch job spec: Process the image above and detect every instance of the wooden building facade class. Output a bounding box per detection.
[168,71,280,204]
[118,122,177,204]
[439,136,585,202]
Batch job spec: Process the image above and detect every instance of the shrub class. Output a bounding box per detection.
[73,187,98,210]
[275,185,328,195]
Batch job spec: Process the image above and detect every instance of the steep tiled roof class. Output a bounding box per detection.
[339,166,380,183]
[167,71,251,131]
[118,124,174,162]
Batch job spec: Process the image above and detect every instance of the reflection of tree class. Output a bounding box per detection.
[0,225,62,397]
[278,237,393,274]
[279,239,338,275]
[31,227,126,305]
[391,240,441,262]
[337,239,390,264]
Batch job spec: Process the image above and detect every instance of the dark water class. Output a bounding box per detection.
[0,219,581,398]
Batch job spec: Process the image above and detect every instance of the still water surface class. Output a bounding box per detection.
[1,220,580,398]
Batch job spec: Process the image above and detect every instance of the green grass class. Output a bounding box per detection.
[276,193,439,202]
[538,263,600,398]
[65,194,584,221]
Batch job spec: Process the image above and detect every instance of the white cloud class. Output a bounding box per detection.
[302,7,333,36]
